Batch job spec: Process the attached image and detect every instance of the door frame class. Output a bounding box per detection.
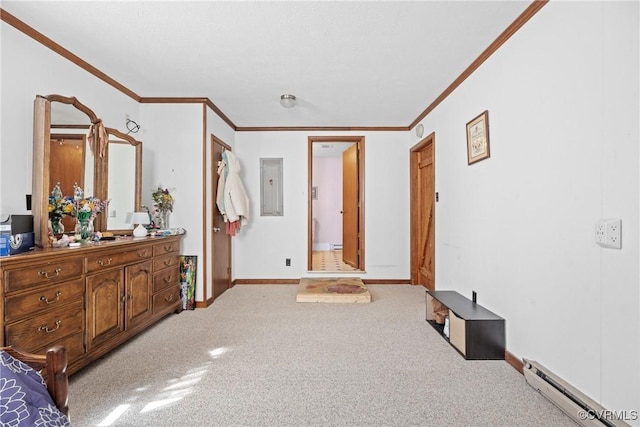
[206,134,232,305]
[307,136,365,271]
[410,132,436,288]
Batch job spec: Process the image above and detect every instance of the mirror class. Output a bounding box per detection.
[32,95,142,247]
[102,128,142,233]
[50,102,96,233]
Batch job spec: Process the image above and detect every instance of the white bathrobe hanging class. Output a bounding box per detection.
[216,150,249,227]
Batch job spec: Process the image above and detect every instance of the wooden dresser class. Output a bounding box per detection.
[0,234,183,375]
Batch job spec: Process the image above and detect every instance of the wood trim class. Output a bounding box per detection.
[307,136,366,272]
[140,97,237,131]
[362,279,411,285]
[0,9,140,102]
[232,279,411,285]
[44,94,99,123]
[202,104,208,304]
[195,296,215,309]
[409,0,549,128]
[234,279,300,285]
[238,126,407,132]
[505,349,524,375]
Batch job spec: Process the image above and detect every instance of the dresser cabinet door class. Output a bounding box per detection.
[126,260,153,330]
[86,269,124,350]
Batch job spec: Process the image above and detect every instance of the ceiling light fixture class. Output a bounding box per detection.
[280,94,296,108]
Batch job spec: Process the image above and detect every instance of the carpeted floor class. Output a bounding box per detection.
[68,285,577,427]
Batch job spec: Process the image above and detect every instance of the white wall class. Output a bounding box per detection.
[412,1,639,420]
[233,131,410,279]
[139,103,206,300]
[312,156,342,248]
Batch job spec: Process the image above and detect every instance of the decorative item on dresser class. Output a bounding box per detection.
[0,234,184,375]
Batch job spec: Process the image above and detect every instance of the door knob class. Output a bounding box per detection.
[213,227,221,232]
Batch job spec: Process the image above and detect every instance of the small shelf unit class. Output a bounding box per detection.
[426,290,505,360]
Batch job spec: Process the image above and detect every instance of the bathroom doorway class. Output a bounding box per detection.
[307,136,365,272]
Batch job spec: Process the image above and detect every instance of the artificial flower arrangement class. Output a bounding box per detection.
[47,183,109,238]
[152,185,173,213]
[151,185,174,230]
[48,183,69,219]
[70,183,109,221]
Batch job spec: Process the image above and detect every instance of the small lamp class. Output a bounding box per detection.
[280,94,296,108]
[130,212,150,237]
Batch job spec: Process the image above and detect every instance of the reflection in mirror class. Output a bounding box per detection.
[106,140,138,231]
[49,133,93,232]
[50,102,95,197]
[102,127,142,234]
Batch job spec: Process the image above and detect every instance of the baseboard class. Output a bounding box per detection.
[505,349,524,375]
[195,295,215,309]
[233,279,300,285]
[362,279,411,285]
[232,278,411,285]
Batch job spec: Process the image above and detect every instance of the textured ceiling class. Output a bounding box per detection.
[2,1,533,128]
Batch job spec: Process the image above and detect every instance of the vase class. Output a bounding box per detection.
[50,216,64,234]
[159,211,170,230]
[75,218,94,241]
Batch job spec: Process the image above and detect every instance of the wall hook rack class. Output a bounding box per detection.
[126,118,140,134]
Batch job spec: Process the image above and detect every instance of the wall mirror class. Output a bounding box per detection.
[33,94,142,247]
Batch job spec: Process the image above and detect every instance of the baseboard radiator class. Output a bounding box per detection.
[523,359,629,427]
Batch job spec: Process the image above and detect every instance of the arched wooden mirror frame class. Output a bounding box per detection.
[33,94,142,247]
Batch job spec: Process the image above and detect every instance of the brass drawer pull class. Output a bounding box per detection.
[163,259,172,266]
[97,257,113,266]
[164,294,174,302]
[39,320,61,333]
[163,276,173,283]
[40,291,62,304]
[38,267,61,279]
[163,245,173,252]
[137,250,148,257]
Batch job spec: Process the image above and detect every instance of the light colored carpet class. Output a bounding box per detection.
[297,277,371,303]
[68,285,576,427]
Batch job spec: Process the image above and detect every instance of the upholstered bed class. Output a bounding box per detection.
[0,346,70,426]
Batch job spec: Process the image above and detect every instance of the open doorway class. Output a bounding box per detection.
[307,136,365,272]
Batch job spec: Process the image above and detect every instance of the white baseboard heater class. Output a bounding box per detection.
[523,359,629,427]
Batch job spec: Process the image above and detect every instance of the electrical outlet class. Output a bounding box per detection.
[595,223,606,245]
[285,258,291,266]
[596,219,621,249]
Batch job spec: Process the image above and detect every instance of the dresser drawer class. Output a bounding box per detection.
[34,331,85,363]
[4,258,83,293]
[5,301,84,352]
[4,278,84,322]
[153,266,180,293]
[86,245,152,273]
[153,253,179,272]
[152,286,180,314]
[153,240,179,256]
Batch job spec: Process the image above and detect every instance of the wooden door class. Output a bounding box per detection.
[86,269,124,350]
[125,260,153,330]
[50,135,85,232]
[211,136,231,302]
[410,135,435,289]
[342,143,359,268]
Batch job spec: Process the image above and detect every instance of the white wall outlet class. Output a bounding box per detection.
[595,219,621,249]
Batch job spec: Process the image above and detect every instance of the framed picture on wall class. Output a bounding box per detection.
[466,110,490,165]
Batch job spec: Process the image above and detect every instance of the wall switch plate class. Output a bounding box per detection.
[595,219,621,249]
[285,258,291,266]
